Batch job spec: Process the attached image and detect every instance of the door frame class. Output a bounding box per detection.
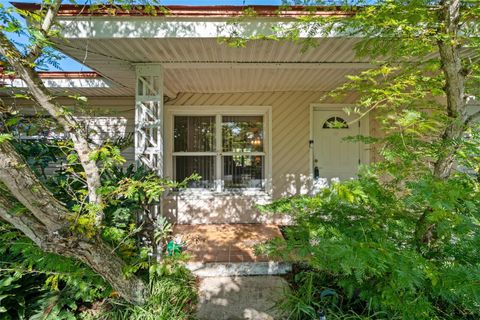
[309,104,370,179]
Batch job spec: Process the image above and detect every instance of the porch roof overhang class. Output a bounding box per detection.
[12,3,371,98]
[0,71,131,96]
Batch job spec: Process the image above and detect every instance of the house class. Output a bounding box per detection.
[4,3,378,226]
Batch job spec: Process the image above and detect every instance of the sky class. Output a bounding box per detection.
[1,0,282,71]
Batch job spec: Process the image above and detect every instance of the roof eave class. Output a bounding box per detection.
[10,2,357,18]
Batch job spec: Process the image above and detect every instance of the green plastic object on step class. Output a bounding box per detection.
[167,239,183,256]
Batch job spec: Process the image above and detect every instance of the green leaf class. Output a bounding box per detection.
[0,134,13,144]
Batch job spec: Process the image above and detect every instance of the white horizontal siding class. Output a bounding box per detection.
[80,97,136,165]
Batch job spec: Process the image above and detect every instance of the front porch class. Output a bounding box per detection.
[173,224,292,277]
[37,10,375,224]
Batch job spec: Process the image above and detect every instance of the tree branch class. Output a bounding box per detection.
[0,144,148,304]
[26,0,63,62]
[0,31,104,224]
[0,141,69,232]
[0,196,50,248]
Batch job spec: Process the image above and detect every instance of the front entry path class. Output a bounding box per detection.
[196,276,288,320]
[172,224,291,319]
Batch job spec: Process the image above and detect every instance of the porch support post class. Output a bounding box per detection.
[134,64,164,176]
[134,64,164,261]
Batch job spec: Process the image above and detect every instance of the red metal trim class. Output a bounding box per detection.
[36,71,99,78]
[11,3,356,18]
[0,70,100,79]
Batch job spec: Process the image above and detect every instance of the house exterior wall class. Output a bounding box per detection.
[9,91,375,224]
[167,92,324,199]
[163,91,364,224]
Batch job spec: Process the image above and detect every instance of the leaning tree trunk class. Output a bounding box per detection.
[0,142,148,305]
[0,32,104,225]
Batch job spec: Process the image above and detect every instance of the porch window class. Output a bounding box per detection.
[172,114,265,191]
[173,116,216,188]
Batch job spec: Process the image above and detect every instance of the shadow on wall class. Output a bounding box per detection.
[76,114,135,164]
[78,116,130,146]
[196,275,288,320]
[274,173,312,198]
[164,193,291,225]
[164,173,315,225]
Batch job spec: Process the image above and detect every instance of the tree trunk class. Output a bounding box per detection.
[0,142,148,305]
[0,32,104,224]
[415,0,468,250]
[433,0,467,179]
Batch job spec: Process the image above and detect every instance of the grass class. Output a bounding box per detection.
[96,265,198,320]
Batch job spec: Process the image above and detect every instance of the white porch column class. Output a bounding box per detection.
[134,64,164,176]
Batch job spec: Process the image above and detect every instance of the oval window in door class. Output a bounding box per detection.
[322,116,349,129]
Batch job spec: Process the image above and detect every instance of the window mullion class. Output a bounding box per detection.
[215,114,222,192]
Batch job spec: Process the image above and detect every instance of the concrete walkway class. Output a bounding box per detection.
[196,275,287,320]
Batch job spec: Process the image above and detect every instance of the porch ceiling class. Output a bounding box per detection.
[55,38,371,97]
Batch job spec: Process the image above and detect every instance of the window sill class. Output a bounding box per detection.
[167,189,272,200]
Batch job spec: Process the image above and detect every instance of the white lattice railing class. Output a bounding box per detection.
[134,65,164,176]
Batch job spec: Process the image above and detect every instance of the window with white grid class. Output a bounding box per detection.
[170,109,269,192]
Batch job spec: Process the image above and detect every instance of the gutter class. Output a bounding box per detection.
[11,2,356,18]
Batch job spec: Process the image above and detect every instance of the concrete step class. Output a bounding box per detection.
[196,276,288,320]
[185,261,292,277]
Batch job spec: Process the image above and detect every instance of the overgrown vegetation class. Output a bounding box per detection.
[0,123,198,318]
[0,221,197,319]
[0,221,108,319]
[103,261,197,320]
[248,0,480,319]
[260,165,480,319]
[1,0,480,318]
[0,0,203,314]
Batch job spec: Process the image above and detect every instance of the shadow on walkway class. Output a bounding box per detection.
[196,275,287,320]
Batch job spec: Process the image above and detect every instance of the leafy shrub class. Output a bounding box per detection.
[277,270,395,320]
[101,259,197,320]
[0,220,197,320]
[259,171,480,320]
[0,222,110,319]
[1,138,197,319]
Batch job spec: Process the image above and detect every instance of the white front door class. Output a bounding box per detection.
[313,110,361,186]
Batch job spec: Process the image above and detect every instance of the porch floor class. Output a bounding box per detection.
[172,224,283,263]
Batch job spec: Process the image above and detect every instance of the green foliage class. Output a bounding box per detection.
[275,271,323,319]
[0,222,110,319]
[0,133,13,144]
[276,271,396,320]
[98,164,197,268]
[260,170,480,319]
[0,220,197,320]
[100,260,197,320]
[1,134,196,315]
[153,216,173,248]
[249,4,480,317]
[0,142,196,317]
